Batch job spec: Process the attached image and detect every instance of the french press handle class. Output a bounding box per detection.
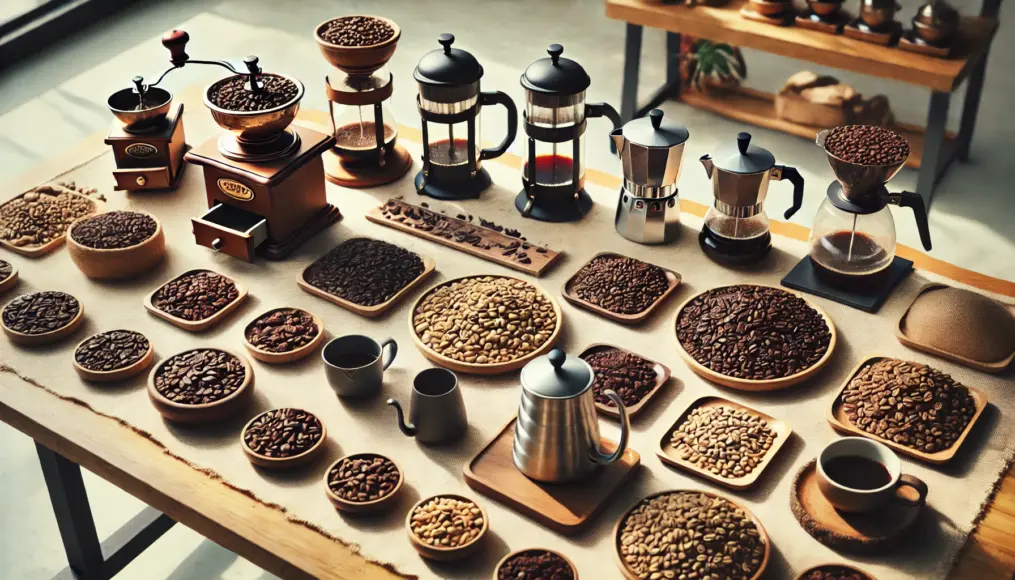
[891,191,933,251]
[478,91,518,161]
[586,102,622,130]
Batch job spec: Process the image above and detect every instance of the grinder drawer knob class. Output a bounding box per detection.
[135,176,147,187]
[211,238,224,251]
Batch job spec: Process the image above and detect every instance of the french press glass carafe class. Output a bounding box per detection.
[414,34,518,200]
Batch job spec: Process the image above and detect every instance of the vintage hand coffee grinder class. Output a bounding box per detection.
[414,34,518,200]
[516,44,621,222]
[178,31,339,261]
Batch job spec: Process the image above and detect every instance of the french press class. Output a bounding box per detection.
[414,34,518,200]
[515,44,621,222]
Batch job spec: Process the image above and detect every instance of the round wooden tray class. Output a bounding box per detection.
[408,275,563,375]
[2,293,84,346]
[324,453,404,514]
[66,212,166,280]
[406,493,488,562]
[795,563,877,580]
[242,308,325,364]
[614,489,770,580]
[672,284,837,391]
[493,548,579,580]
[147,348,254,423]
[72,331,155,382]
[241,409,328,469]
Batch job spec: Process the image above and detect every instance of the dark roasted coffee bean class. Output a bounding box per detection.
[208,74,299,112]
[0,259,12,281]
[70,211,157,249]
[153,349,245,404]
[570,255,669,315]
[824,125,910,165]
[243,408,323,459]
[2,291,80,335]
[74,330,149,371]
[0,185,96,248]
[151,270,239,321]
[805,566,871,580]
[497,549,574,580]
[318,16,395,47]
[245,308,318,353]
[303,238,424,307]
[327,454,400,503]
[581,347,657,408]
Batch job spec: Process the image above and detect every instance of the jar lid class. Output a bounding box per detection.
[520,348,593,399]
[620,109,689,148]
[414,33,484,86]
[913,0,958,27]
[713,132,776,174]
[520,44,590,96]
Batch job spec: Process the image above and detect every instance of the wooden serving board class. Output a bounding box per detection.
[366,199,562,277]
[463,419,640,535]
[562,252,681,325]
[0,183,101,258]
[143,269,248,332]
[578,343,671,420]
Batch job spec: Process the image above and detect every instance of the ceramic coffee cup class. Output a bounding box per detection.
[387,368,467,445]
[817,437,928,513]
[322,335,397,397]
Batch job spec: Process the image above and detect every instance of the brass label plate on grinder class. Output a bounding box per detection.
[125,143,158,158]
[217,178,254,201]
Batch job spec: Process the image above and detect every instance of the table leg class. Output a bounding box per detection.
[666,31,681,100]
[620,22,644,123]
[916,91,951,207]
[956,54,989,162]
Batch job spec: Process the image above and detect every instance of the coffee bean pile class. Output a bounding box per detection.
[409,496,485,549]
[245,308,318,353]
[0,185,95,248]
[581,347,657,408]
[842,358,976,453]
[824,125,910,165]
[152,270,239,321]
[154,349,246,405]
[570,255,669,314]
[676,285,831,380]
[70,211,156,249]
[74,330,149,371]
[805,565,871,580]
[413,276,557,365]
[208,74,299,112]
[319,16,395,46]
[243,408,323,459]
[327,454,400,503]
[2,291,80,335]
[619,491,765,580]
[669,405,777,479]
[0,259,12,281]
[497,550,574,580]
[303,238,424,307]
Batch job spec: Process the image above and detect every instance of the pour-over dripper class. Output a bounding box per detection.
[816,129,908,198]
[314,16,401,75]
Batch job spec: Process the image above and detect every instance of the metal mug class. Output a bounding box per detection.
[387,368,467,445]
[322,335,397,397]
[816,437,928,513]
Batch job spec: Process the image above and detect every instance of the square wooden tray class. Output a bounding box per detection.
[144,269,248,332]
[562,252,681,325]
[0,184,101,258]
[656,395,792,490]
[827,356,989,464]
[578,343,671,420]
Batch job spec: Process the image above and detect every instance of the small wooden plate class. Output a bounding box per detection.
[578,343,671,420]
[795,563,876,580]
[493,548,579,580]
[791,459,920,553]
[298,238,435,319]
[562,252,681,325]
[656,395,792,490]
[147,348,254,423]
[406,494,488,562]
[0,184,101,258]
[827,356,988,464]
[0,263,18,295]
[614,490,770,580]
[144,269,248,332]
[242,308,325,364]
[324,453,404,514]
[241,409,328,469]
[1,293,84,346]
[66,212,166,280]
[409,275,563,375]
[673,284,837,391]
[72,331,155,382]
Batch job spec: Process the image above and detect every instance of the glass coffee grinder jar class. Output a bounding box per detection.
[414,34,518,200]
[516,44,621,222]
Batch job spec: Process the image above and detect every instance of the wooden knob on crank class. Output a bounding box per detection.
[162,29,190,65]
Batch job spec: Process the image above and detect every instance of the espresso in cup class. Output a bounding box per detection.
[817,437,928,514]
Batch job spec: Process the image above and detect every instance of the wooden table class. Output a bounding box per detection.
[605,0,1000,206]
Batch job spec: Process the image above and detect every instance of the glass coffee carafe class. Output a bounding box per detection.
[329,67,398,162]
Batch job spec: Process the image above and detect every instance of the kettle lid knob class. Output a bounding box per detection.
[649,109,663,129]
[737,132,752,154]
[548,349,566,370]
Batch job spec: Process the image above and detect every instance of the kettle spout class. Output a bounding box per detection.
[386,399,417,437]
[700,155,714,179]
[610,127,625,158]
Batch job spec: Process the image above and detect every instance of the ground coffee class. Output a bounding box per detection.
[154,349,246,404]
[208,74,299,112]
[245,308,318,353]
[497,549,574,580]
[581,347,657,408]
[70,210,157,249]
[0,185,95,248]
[151,270,239,321]
[570,254,669,315]
[2,291,80,335]
[303,238,424,307]
[327,454,400,503]
[824,125,910,165]
[319,16,395,46]
[74,330,149,371]
[243,408,323,459]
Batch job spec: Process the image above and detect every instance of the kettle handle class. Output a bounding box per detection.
[891,191,933,251]
[591,389,630,466]
[774,165,804,220]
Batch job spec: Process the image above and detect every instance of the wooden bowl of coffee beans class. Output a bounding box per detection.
[795,563,875,580]
[241,408,327,469]
[147,348,254,423]
[494,548,578,580]
[243,307,325,364]
[66,211,166,280]
[407,494,488,562]
[324,453,403,514]
[314,15,400,75]
[73,330,154,382]
[2,290,84,346]
[0,259,18,295]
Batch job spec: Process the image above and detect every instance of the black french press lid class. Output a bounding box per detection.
[713,132,776,174]
[520,44,590,95]
[414,33,484,86]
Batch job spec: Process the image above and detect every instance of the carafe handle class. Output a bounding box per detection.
[891,191,933,251]
[591,389,630,466]
[479,91,518,161]
[586,102,622,130]
[773,165,804,220]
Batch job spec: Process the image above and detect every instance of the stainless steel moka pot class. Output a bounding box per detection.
[512,349,631,483]
[611,109,689,244]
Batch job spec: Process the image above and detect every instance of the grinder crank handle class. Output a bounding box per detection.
[162,30,190,66]
[478,91,518,161]
[774,165,804,220]
[894,191,933,251]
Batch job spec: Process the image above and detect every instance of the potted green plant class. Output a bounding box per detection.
[681,40,747,93]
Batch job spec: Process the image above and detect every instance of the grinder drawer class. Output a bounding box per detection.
[112,167,171,191]
[192,203,268,262]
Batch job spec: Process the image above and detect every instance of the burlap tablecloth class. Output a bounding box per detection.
[2,105,1013,580]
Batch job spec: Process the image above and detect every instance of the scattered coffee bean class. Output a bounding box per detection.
[413,276,557,365]
[245,308,318,353]
[151,270,239,321]
[318,16,395,46]
[842,358,976,453]
[676,285,831,380]
[581,347,657,408]
[70,210,157,249]
[669,405,776,479]
[497,549,574,580]
[154,349,246,405]
[805,565,871,580]
[619,491,765,580]
[74,330,149,371]
[58,181,100,198]
[0,185,96,248]
[570,254,670,315]
[243,408,323,458]
[327,454,400,503]
[0,259,12,281]
[409,496,484,548]
[824,125,910,165]
[2,291,80,335]
[208,74,299,112]
[303,238,424,307]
